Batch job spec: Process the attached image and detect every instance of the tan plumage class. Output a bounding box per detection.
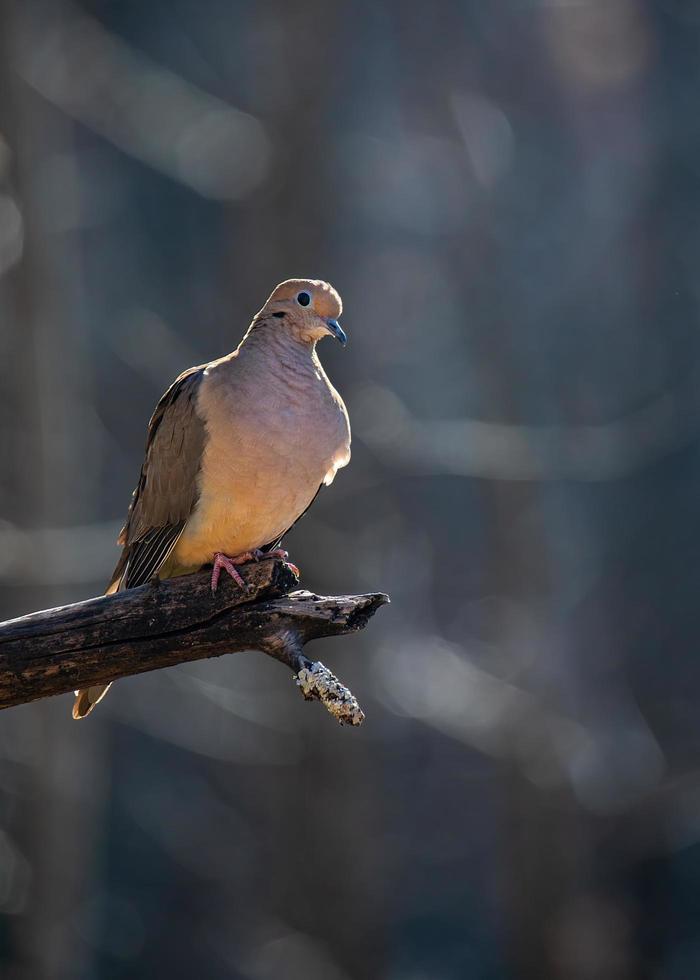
[73,279,351,719]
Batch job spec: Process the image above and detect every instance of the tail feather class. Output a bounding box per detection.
[72,548,128,718]
[72,683,112,720]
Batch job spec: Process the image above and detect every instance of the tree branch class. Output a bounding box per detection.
[0,559,389,725]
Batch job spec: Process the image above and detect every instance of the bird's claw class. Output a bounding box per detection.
[210,553,248,593]
[261,549,300,577]
[210,549,300,593]
[250,548,300,577]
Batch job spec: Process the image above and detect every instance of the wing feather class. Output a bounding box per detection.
[107,366,207,592]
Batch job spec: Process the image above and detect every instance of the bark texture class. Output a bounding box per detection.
[0,558,388,723]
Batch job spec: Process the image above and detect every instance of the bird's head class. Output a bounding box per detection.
[255,279,347,346]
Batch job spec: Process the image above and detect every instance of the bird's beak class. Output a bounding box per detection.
[324,318,347,346]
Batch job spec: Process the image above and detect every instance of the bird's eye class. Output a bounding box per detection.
[296,291,311,307]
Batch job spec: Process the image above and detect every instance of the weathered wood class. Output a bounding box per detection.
[0,558,389,723]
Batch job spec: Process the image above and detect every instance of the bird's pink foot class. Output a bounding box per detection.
[259,548,301,577]
[210,549,301,592]
[210,553,248,592]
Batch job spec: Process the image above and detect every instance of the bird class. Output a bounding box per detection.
[73,278,351,719]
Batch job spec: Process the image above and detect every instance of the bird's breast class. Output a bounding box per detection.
[172,369,350,567]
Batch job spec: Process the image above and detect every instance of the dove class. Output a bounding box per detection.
[73,279,350,719]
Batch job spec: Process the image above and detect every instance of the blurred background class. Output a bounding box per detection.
[1,0,700,977]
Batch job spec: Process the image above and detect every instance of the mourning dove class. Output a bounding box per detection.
[73,279,350,719]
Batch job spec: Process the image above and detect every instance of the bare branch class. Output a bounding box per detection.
[0,559,389,724]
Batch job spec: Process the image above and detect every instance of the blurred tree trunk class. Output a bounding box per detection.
[224,2,388,976]
[0,4,106,977]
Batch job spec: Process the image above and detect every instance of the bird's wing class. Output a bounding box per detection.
[107,366,207,592]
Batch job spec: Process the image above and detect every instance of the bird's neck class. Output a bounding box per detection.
[237,322,320,377]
